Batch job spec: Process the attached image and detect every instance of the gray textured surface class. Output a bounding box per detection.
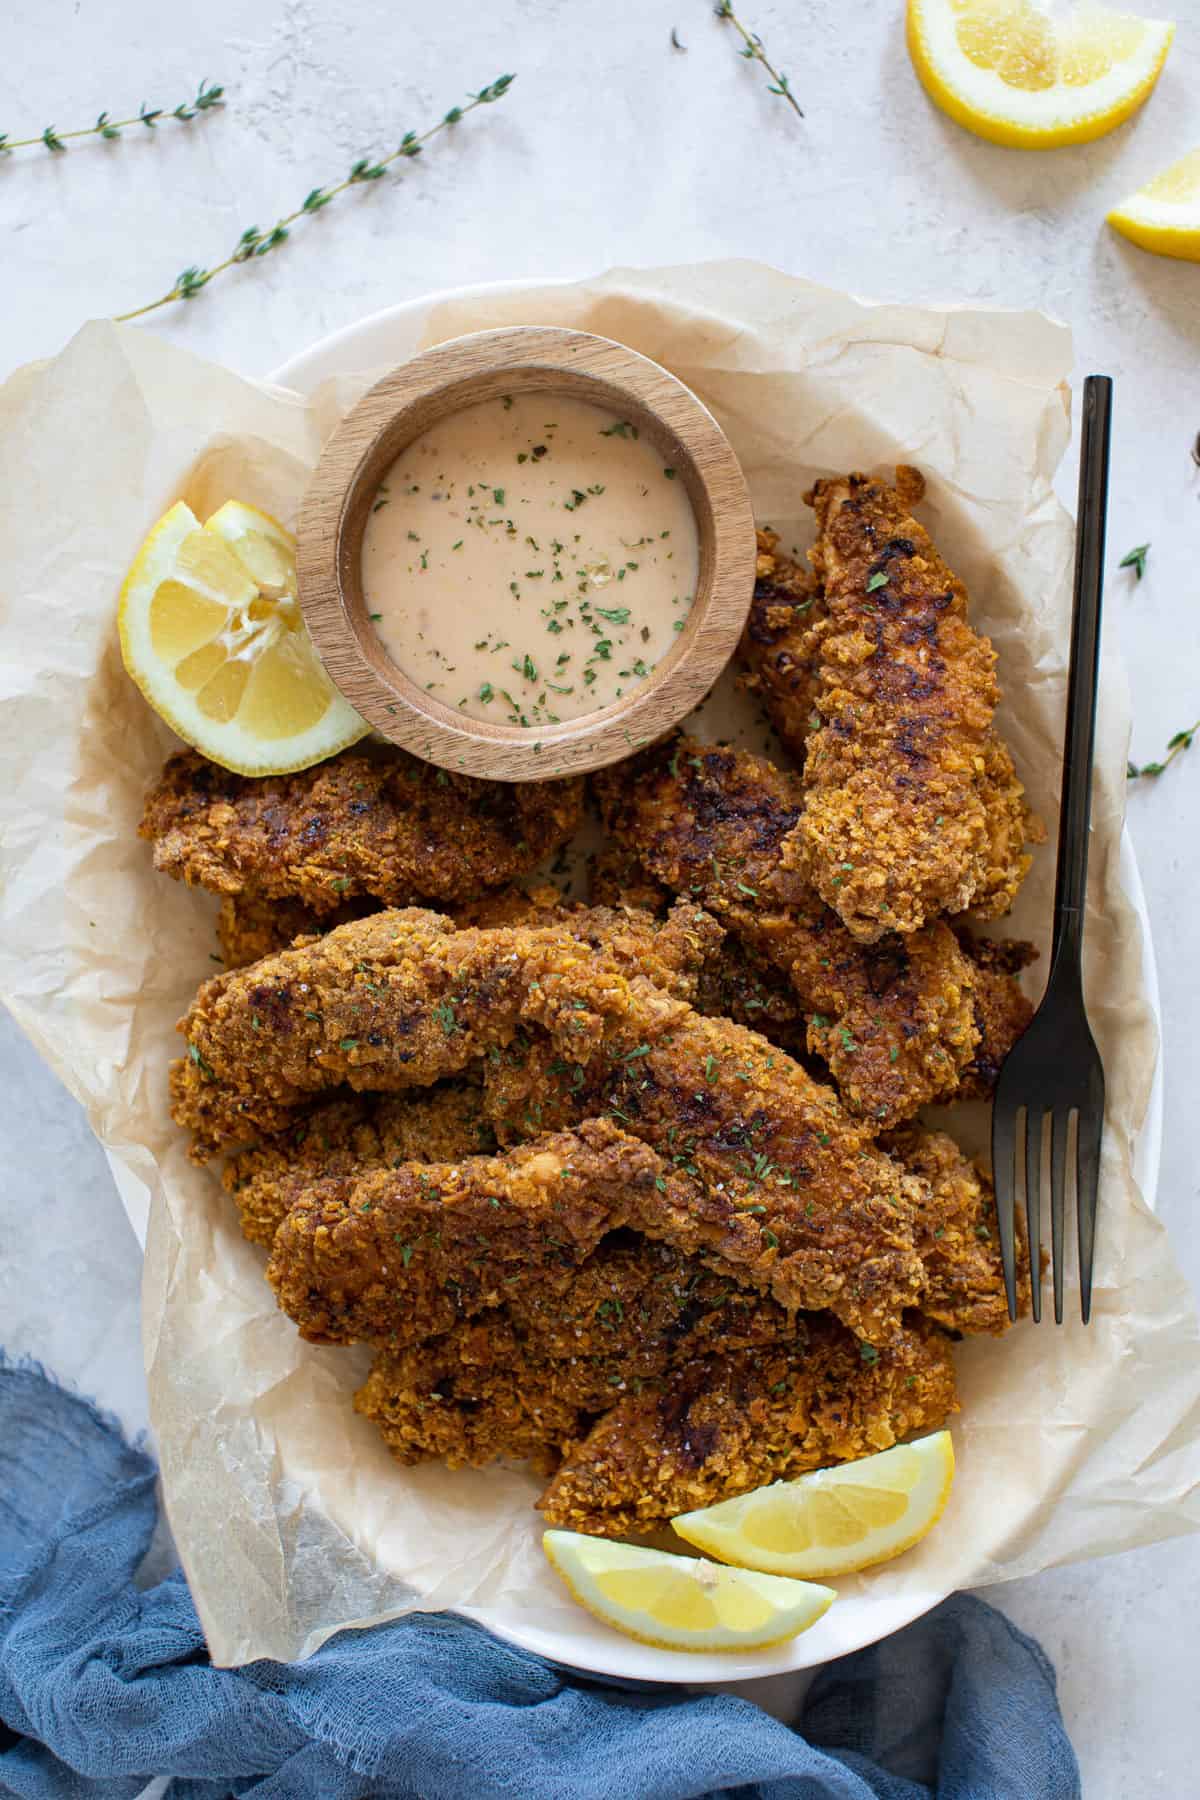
[3,1,1199,1790]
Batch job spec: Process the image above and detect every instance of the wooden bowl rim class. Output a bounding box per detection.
[295,324,756,781]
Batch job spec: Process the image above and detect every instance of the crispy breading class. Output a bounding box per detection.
[481,1014,930,1343]
[354,1236,792,1473]
[172,901,722,1157]
[588,847,673,917]
[588,846,808,1053]
[594,736,979,1124]
[268,1119,738,1346]
[223,1085,495,1247]
[141,747,584,913]
[357,1334,576,1476]
[217,894,368,968]
[954,933,1037,1098]
[537,1319,959,1536]
[269,1072,928,1346]
[216,883,567,971]
[738,529,829,757]
[889,1127,1031,1335]
[791,468,1039,940]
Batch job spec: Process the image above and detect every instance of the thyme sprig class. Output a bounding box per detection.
[714,3,803,119]
[1128,719,1200,780]
[0,80,223,157]
[115,75,515,322]
[1119,543,1149,581]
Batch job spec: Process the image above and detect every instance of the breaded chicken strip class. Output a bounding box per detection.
[141,747,584,914]
[222,1084,495,1247]
[538,1319,958,1536]
[738,528,828,758]
[268,1087,926,1347]
[954,933,1036,1099]
[891,1127,1031,1335]
[594,737,979,1123]
[481,1044,1027,1341]
[216,893,370,968]
[792,467,1038,940]
[589,847,808,1054]
[589,849,1034,1086]
[354,1235,793,1473]
[481,1016,929,1343]
[215,881,577,972]
[172,901,721,1157]
[269,1119,741,1345]
[587,847,672,918]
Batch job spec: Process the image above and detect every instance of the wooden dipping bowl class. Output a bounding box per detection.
[296,326,756,781]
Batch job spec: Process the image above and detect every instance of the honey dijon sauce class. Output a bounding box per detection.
[360,393,700,727]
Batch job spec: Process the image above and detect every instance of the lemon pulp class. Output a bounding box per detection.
[118,499,367,775]
[906,1,1174,148]
[672,1431,956,1580]
[542,1531,835,1653]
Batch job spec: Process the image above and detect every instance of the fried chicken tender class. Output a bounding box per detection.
[269,1119,733,1345]
[480,1028,1030,1342]
[482,1015,929,1343]
[222,1084,495,1247]
[538,1319,958,1536]
[172,901,721,1157]
[589,847,807,1053]
[791,467,1038,940]
[216,893,369,968]
[594,737,979,1123]
[215,881,575,971]
[354,1235,793,1473]
[738,528,828,757]
[141,747,584,914]
[889,1128,1031,1335]
[268,1099,924,1346]
[954,933,1036,1098]
[587,847,672,917]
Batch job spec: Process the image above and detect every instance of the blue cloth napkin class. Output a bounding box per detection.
[0,1356,1080,1800]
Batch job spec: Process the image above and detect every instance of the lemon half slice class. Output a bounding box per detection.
[118,499,368,775]
[1109,147,1200,261]
[672,1431,955,1580]
[907,2,1175,148]
[542,1531,834,1653]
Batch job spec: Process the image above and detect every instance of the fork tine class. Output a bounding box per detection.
[1024,1108,1043,1324]
[1077,1102,1103,1323]
[1050,1108,1069,1324]
[991,1102,1019,1322]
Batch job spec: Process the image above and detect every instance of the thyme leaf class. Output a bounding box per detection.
[714,3,803,120]
[114,75,514,321]
[0,79,223,157]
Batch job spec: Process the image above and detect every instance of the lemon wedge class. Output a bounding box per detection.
[672,1431,955,1580]
[118,498,368,775]
[542,1531,834,1653]
[907,1,1174,148]
[1108,147,1200,260]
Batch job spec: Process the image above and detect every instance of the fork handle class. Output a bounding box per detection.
[1051,375,1112,968]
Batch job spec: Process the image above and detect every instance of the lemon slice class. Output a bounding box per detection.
[542,1531,834,1653]
[907,2,1175,148]
[118,498,368,775]
[1108,147,1200,261]
[672,1431,955,1580]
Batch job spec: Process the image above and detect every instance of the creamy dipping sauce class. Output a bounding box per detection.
[361,393,700,727]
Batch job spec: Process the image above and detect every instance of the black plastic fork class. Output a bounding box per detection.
[991,374,1111,1326]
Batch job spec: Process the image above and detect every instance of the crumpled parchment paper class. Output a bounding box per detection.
[1,262,1197,1675]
